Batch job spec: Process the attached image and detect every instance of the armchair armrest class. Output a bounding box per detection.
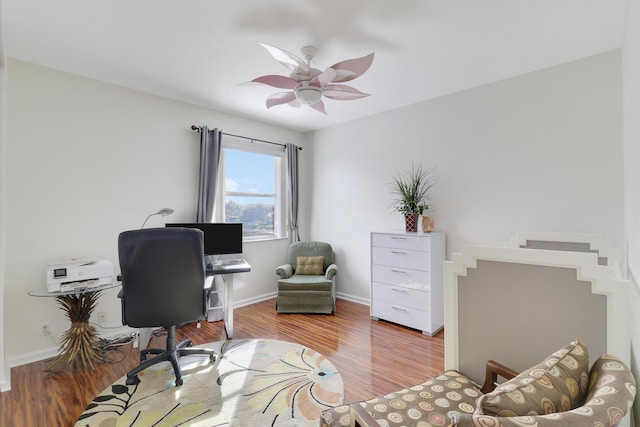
[276,264,294,279]
[480,359,519,393]
[325,263,337,280]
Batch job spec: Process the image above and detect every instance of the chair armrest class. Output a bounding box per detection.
[480,359,519,393]
[276,264,294,279]
[325,263,337,280]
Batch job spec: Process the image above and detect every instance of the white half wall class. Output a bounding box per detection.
[310,51,623,303]
[3,60,309,364]
[622,0,640,423]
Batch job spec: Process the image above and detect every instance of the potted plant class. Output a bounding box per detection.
[391,164,436,232]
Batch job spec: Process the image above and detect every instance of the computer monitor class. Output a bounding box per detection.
[165,222,243,257]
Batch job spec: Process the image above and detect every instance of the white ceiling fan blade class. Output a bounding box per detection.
[259,42,310,75]
[309,68,337,88]
[323,84,370,100]
[309,100,327,114]
[266,92,297,109]
[287,98,302,108]
[329,52,375,83]
[250,75,300,90]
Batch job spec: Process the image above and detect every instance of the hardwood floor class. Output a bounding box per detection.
[0,298,444,427]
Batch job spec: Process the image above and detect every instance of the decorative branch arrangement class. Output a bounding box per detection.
[46,291,106,373]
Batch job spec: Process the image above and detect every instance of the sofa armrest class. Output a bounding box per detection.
[276,264,294,279]
[350,403,378,427]
[453,410,627,427]
[480,359,519,393]
[325,263,337,280]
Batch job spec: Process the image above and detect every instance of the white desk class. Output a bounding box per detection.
[206,259,251,339]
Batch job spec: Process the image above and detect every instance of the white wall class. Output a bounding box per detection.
[2,49,628,382]
[4,60,309,365]
[622,0,640,422]
[310,51,624,303]
[0,1,8,390]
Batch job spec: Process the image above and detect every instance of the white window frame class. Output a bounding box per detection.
[213,135,288,241]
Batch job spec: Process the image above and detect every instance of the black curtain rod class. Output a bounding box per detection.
[190,125,302,151]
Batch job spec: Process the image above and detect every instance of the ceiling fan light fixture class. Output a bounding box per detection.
[295,85,323,105]
[247,43,374,112]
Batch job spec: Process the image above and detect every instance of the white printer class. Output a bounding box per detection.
[46,258,114,293]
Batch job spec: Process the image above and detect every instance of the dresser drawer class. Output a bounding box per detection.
[371,265,430,288]
[372,246,430,270]
[371,300,428,332]
[372,282,430,309]
[372,233,431,251]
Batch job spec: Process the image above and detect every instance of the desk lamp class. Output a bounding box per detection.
[140,208,174,229]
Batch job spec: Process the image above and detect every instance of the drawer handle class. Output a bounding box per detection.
[390,269,408,274]
[390,250,408,255]
[391,288,408,293]
[391,306,408,312]
[390,237,407,240]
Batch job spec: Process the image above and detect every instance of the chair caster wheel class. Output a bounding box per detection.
[126,375,140,385]
[175,377,183,386]
[209,354,216,362]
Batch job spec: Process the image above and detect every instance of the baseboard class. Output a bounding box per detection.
[5,293,365,370]
[7,325,135,369]
[0,368,10,392]
[234,291,370,308]
[234,291,277,308]
[336,292,370,306]
[7,347,59,369]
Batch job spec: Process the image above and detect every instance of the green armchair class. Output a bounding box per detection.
[275,241,337,313]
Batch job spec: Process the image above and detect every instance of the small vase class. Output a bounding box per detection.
[404,213,419,232]
[422,215,434,232]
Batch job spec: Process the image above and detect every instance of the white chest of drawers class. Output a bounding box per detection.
[370,231,445,336]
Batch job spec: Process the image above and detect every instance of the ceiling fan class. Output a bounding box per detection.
[244,43,374,114]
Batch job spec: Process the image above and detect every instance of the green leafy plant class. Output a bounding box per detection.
[391,164,436,215]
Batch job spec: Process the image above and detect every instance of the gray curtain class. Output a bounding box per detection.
[196,126,223,321]
[286,143,300,242]
[196,127,222,223]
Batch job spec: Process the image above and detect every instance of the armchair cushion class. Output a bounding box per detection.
[476,338,590,417]
[296,255,324,275]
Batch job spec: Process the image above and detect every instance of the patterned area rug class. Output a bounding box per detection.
[76,338,344,426]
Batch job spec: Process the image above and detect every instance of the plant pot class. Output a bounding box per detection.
[404,213,419,232]
[422,215,434,232]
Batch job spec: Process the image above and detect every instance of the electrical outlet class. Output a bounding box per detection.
[41,322,50,336]
[97,311,106,324]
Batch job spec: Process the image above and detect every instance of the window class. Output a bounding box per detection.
[214,136,287,241]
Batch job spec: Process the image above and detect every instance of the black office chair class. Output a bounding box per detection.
[118,228,216,386]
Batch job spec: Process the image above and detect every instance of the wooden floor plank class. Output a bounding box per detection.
[0,298,444,426]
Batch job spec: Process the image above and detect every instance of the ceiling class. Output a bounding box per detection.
[2,0,629,132]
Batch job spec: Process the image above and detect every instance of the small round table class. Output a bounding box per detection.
[29,282,121,372]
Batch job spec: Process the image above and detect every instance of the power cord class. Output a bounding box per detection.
[41,324,58,347]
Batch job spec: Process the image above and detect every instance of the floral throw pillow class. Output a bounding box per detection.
[477,338,590,417]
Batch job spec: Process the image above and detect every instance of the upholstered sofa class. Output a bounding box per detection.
[276,241,337,313]
[320,338,636,427]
